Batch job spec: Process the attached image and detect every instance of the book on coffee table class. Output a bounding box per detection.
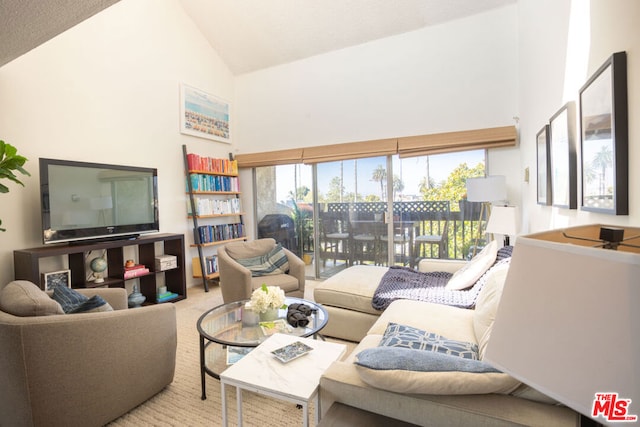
[259,319,289,336]
[226,346,253,365]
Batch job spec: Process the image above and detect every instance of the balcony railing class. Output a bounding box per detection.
[290,201,486,277]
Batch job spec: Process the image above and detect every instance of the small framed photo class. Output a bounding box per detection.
[180,83,231,143]
[42,269,71,291]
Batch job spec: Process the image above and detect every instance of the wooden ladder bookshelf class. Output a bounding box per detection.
[182,145,245,292]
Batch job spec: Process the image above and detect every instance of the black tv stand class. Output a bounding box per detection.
[14,233,187,304]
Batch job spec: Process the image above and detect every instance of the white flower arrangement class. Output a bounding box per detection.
[250,284,286,313]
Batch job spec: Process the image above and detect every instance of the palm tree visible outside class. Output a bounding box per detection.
[371,165,386,201]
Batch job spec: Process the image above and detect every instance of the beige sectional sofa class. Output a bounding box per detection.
[315,260,580,426]
[314,260,467,342]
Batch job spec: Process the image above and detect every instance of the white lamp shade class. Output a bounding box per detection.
[484,224,640,421]
[466,176,507,202]
[485,206,520,237]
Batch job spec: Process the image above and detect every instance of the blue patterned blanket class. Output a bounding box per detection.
[371,246,513,311]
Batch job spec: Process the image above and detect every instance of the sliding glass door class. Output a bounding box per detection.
[253,150,486,279]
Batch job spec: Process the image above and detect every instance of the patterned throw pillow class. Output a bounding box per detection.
[52,286,112,313]
[52,285,89,313]
[379,322,479,360]
[68,295,113,313]
[235,244,290,276]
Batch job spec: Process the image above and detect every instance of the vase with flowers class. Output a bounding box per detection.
[250,284,286,321]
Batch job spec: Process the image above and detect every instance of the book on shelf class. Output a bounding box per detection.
[186,153,238,175]
[124,263,146,271]
[124,267,150,279]
[156,292,179,302]
[191,255,218,277]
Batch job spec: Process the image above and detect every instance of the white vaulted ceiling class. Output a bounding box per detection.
[0,0,516,73]
[178,0,517,74]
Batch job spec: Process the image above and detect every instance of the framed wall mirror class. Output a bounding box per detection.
[579,51,628,215]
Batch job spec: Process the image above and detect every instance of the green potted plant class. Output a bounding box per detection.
[0,140,30,231]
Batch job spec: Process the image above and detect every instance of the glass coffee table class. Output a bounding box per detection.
[197,297,328,399]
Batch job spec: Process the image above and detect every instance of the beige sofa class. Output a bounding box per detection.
[316,261,580,426]
[314,260,466,342]
[0,282,177,427]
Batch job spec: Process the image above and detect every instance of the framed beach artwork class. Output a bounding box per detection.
[180,84,231,143]
[579,51,628,215]
[549,102,577,209]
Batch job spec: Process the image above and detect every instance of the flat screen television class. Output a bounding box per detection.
[40,158,159,245]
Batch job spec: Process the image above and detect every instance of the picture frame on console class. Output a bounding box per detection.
[42,269,71,291]
[549,102,577,209]
[180,83,231,144]
[536,124,551,206]
[579,51,628,215]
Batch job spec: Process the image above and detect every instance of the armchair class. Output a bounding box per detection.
[217,238,305,304]
[0,282,177,427]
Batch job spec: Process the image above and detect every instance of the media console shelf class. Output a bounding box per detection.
[14,233,187,304]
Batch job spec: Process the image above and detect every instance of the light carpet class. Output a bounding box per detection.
[108,281,355,427]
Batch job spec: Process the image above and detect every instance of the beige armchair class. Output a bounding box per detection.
[0,282,177,427]
[217,238,306,304]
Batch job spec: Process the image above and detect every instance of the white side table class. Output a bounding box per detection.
[220,333,346,427]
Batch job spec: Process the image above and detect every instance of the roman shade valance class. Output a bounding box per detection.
[397,126,517,158]
[235,148,303,168]
[234,125,517,168]
[302,138,397,164]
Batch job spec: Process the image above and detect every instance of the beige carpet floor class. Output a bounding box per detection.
[108,281,355,427]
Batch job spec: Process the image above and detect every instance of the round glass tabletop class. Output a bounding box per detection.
[197,297,328,390]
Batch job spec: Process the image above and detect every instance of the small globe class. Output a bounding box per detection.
[90,257,108,273]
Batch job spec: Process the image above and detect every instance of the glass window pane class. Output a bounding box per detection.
[396,150,485,261]
[255,164,314,269]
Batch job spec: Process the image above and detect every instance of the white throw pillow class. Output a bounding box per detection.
[445,240,498,291]
[472,263,509,358]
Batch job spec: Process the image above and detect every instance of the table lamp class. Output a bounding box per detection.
[485,205,520,246]
[465,175,507,254]
[484,224,640,424]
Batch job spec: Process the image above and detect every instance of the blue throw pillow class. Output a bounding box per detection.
[355,347,500,373]
[52,285,88,313]
[68,294,113,313]
[235,244,290,276]
[379,322,479,360]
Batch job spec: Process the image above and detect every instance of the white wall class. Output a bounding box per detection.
[518,0,640,234]
[234,5,522,216]
[0,0,235,287]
